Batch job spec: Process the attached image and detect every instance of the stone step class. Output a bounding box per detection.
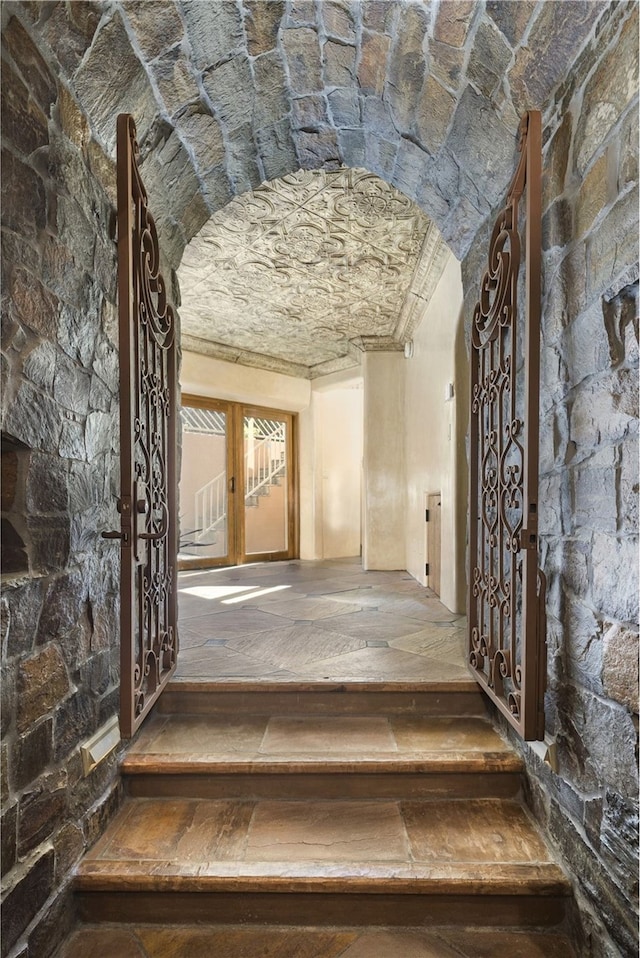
[122,714,522,799]
[75,797,571,927]
[158,679,487,717]
[58,922,579,958]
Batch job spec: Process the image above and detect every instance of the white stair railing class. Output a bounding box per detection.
[191,424,286,545]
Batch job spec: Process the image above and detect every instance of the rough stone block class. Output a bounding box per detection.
[1,59,49,157]
[253,50,289,130]
[358,31,391,96]
[338,128,366,168]
[202,55,254,133]
[294,128,341,170]
[386,3,428,131]
[415,75,456,154]
[3,15,58,116]
[53,689,96,762]
[18,769,68,856]
[576,151,609,240]
[542,197,573,251]
[26,887,76,958]
[433,0,475,47]
[618,103,639,193]
[26,452,68,516]
[12,718,54,792]
[291,94,329,130]
[362,95,396,139]
[0,848,54,956]
[619,437,639,534]
[564,595,604,694]
[508,1,600,115]
[152,49,201,118]
[327,88,360,128]
[440,196,480,261]
[570,367,638,451]
[224,125,262,196]
[73,13,158,149]
[587,186,640,301]
[181,0,244,70]
[485,0,537,47]
[54,821,85,883]
[176,107,226,173]
[323,40,356,88]
[447,86,517,206]
[1,149,47,239]
[3,578,45,659]
[538,471,567,537]
[3,381,63,454]
[543,244,587,343]
[23,342,57,393]
[17,644,70,733]
[362,1,394,33]
[570,453,618,534]
[575,6,639,175]
[429,40,465,92]
[591,532,639,624]
[10,268,60,343]
[542,112,572,213]
[602,623,639,713]
[1,803,18,879]
[600,789,639,902]
[35,572,86,647]
[364,133,398,181]
[282,27,323,95]
[41,0,101,75]
[559,300,610,389]
[466,19,512,99]
[255,119,298,181]
[557,683,638,795]
[27,515,71,575]
[321,1,356,42]
[123,0,183,59]
[58,420,86,462]
[244,0,284,55]
[53,353,91,417]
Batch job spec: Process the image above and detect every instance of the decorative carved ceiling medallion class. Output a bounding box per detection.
[179,167,450,378]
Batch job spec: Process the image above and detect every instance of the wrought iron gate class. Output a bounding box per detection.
[468,110,546,742]
[104,114,178,738]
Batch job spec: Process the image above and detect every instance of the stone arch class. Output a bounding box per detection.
[24,0,605,268]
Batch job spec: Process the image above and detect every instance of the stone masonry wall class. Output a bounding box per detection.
[1,9,125,957]
[461,5,639,957]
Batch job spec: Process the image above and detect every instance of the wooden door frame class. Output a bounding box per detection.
[178,395,299,571]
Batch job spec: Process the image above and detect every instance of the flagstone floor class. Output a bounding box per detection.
[176,557,469,684]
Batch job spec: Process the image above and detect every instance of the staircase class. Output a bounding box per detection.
[64,680,577,955]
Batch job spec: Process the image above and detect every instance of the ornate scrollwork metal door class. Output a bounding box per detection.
[108,114,178,738]
[468,111,546,742]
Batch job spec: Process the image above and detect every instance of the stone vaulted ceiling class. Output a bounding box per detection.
[14,0,607,372]
[179,166,449,377]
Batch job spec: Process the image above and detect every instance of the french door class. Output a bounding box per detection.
[178,394,298,569]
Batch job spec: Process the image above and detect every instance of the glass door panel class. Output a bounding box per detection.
[179,398,232,567]
[243,413,289,557]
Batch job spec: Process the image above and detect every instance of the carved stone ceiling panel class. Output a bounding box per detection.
[178,167,448,377]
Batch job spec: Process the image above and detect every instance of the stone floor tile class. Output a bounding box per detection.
[134,926,358,958]
[261,716,397,754]
[87,800,255,863]
[390,716,509,753]
[128,716,268,755]
[402,800,552,864]
[244,800,410,862]
[310,645,465,681]
[185,608,292,638]
[314,610,429,642]
[338,929,461,958]
[255,595,362,620]
[57,928,145,958]
[176,644,295,679]
[439,929,578,957]
[226,623,367,669]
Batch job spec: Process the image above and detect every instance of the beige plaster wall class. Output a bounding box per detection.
[404,253,466,613]
[362,352,407,570]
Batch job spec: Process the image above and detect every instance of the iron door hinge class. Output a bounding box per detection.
[425,509,429,522]
[425,563,430,576]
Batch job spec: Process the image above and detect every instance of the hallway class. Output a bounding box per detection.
[176,558,468,684]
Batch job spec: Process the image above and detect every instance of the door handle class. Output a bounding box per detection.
[229,476,235,493]
[101,530,129,544]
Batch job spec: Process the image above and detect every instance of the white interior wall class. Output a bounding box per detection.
[362,351,407,570]
[404,253,466,613]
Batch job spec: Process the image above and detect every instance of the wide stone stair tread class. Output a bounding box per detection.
[57,923,579,958]
[75,795,570,915]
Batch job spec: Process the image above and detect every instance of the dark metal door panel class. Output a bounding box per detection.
[468,110,546,742]
[115,114,178,738]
